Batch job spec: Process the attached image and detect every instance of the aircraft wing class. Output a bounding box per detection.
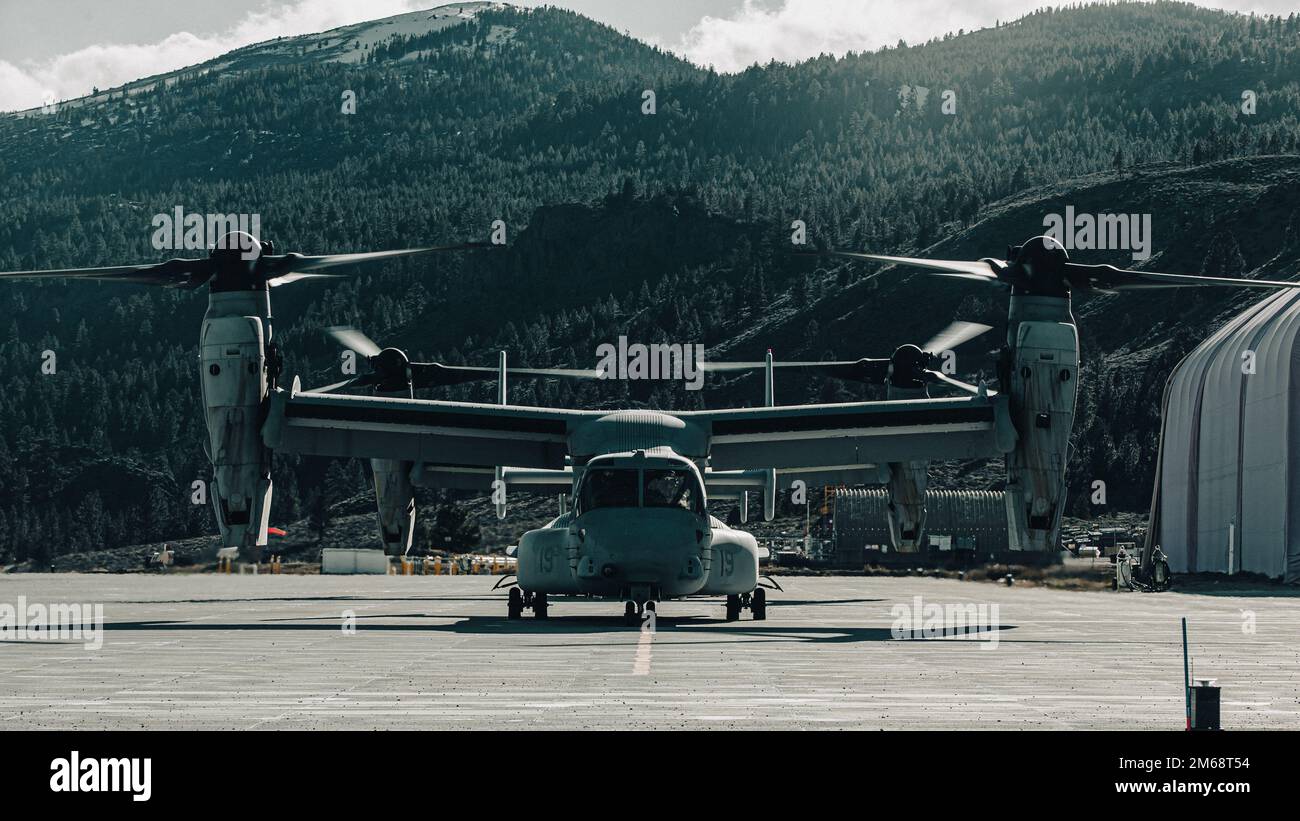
[411,465,575,493]
[264,382,1014,474]
[264,384,600,469]
[683,394,1015,471]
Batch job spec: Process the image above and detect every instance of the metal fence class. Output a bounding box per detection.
[833,489,1008,558]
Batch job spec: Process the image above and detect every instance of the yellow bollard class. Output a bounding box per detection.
[433,556,442,576]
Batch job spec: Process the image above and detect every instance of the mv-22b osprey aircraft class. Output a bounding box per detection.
[4,231,1298,623]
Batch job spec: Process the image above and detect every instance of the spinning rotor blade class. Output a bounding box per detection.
[262,242,494,278]
[703,358,892,383]
[799,248,1002,282]
[922,321,993,354]
[1064,262,1300,291]
[926,370,984,395]
[410,363,605,388]
[704,321,988,387]
[268,272,344,287]
[0,257,215,288]
[326,326,382,359]
[512,366,606,379]
[321,325,604,393]
[810,238,1300,294]
[1,240,491,290]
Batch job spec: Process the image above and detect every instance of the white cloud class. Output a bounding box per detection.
[7,0,1300,110]
[674,0,1300,73]
[0,0,430,112]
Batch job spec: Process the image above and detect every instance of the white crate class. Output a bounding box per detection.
[321,548,391,575]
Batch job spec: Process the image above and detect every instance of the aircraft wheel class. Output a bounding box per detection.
[533,592,549,619]
[645,601,656,612]
[623,601,638,625]
[507,587,523,620]
[725,594,741,622]
[751,588,767,621]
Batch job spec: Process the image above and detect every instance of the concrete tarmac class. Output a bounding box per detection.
[0,573,1296,730]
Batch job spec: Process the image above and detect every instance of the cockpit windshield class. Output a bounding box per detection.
[579,468,640,510]
[576,464,705,515]
[643,468,700,512]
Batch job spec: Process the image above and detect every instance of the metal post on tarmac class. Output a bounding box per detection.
[1182,616,1191,731]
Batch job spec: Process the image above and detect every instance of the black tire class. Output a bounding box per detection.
[752,588,767,621]
[508,587,524,620]
[534,592,549,619]
[725,594,741,622]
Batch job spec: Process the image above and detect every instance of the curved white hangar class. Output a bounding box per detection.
[1148,289,1300,582]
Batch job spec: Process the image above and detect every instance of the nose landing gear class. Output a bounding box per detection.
[623,599,656,626]
[725,588,767,621]
[507,588,549,619]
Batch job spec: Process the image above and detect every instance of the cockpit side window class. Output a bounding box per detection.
[578,468,640,511]
[643,468,703,514]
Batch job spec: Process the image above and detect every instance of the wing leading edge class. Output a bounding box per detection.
[683,395,1016,470]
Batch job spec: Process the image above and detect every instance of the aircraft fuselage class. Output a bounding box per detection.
[515,450,760,602]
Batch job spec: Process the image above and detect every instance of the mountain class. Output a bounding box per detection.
[5,2,1300,563]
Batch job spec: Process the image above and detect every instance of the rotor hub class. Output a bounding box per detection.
[888,344,929,389]
[1008,235,1071,297]
[208,232,265,291]
[370,347,413,392]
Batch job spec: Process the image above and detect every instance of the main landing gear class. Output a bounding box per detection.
[508,588,549,619]
[725,588,766,621]
[623,599,655,626]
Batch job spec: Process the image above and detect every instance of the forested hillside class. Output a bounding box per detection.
[3,2,1300,562]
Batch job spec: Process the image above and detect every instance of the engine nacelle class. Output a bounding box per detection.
[699,524,760,596]
[1003,295,1078,552]
[885,461,928,551]
[885,385,928,551]
[372,458,415,556]
[200,292,273,560]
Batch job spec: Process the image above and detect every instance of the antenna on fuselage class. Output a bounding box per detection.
[735,350,777,526]
[761,350,778,522]
[495,350,508,519]
[497,350,507,406]
[765,349,774,407]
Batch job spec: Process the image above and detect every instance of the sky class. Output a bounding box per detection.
[0,0,1296,111]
